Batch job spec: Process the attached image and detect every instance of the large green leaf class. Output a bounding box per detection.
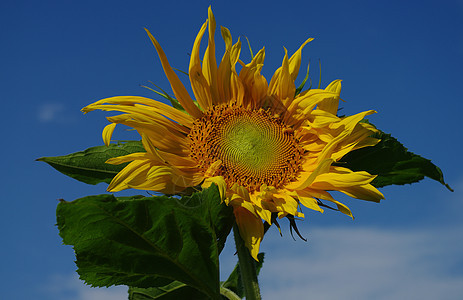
[128,282,210,300]
[339,131,452,191]
[37,141,145,185]
[56,185,234,299]
[127,254,266,300]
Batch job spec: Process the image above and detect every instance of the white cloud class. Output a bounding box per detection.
[258,226,463,300]
[41,273,127,300]
[37,103,66,123]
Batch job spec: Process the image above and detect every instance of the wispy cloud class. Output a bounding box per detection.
[37,103,66,123]
[41,273,127,300]
[259,226,463,300]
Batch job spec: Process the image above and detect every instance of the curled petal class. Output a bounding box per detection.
[317,79,342,115]
[202,6,219,103]
[190,20,213,111]
[102,123,116,146]
[145,29,202,118]
[268,48,295,107]
[287,158,333,190]
[234,206,264,261]
[288,37,314,81]
[202,176,227,200]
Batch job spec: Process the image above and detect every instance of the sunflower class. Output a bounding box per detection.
[82,7,384,260]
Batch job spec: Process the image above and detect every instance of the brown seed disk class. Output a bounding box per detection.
[188,104,304,193]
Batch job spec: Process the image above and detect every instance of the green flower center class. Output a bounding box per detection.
[188,105,304,192]
[221,115,277,173]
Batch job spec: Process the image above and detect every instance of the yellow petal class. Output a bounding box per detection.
[254,205,272,225]
[330,127,379,161]
[129,168,198,194]
[102,123,116,146]
[105,152,150,165]
[311,170,375,189]
[146,165,176,179]
[268,48,295,107]
[83,96,194,128]
[201,176,227,200]
[145,165,202,189]
[274,192,299,216]
[286,158,333,190]
[297,188,353,218]
[292,191,324,213]
[108,116,188,155]
[144,29,202,118]
[220,26,232,50]
[190,20,213,111]
[100,106,188,135]
[140,134,178,166]
[204,160,222,177]
[284,89,338,127]
[234,206,264,261]
[107,159,151,192]
[229,38,242,65]
[238,47,268,108]
[339,183,385,202]
[315,110,376,162]
[317,79,342,115]
[327,199,354,219]
[129,175,175,193]
[230,183,252,202]
[288,38,314,81]
[299,188,335,201]
[202,6,219,103]
[330,110,376,132]
[157,150,199,168]
[217,38,243,105]
[307,109,340,128]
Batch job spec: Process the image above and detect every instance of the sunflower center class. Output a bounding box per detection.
[222,117,277,172]
[188,104,304,192]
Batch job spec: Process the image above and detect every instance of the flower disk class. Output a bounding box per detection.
[188,104,304,192]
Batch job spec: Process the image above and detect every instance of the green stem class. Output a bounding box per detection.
[220,286,241,300]
[233,224,262,300]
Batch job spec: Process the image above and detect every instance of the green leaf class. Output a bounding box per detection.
[244,35,254,58]
[338,131,453,191]
[128,282,209,300]
[37,141,145,185]
[221,253,265,298]
[128,282,241,300]
[56,185,234,299]
[295,61,311,96]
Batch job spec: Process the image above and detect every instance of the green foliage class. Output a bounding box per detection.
[128,282,209,300]
[339,131,453,191]
[56,185,234,300]
[37,141,145,185]
[295,61,311,96]
[221,253,265,299]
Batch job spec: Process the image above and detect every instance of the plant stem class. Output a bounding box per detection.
[233,224,262,300]
[220,286,241,300]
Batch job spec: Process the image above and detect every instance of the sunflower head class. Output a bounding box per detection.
[82,7,384,260]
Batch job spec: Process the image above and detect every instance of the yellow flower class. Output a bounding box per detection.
[82,7,384,260]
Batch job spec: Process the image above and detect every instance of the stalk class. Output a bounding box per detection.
[233,224,261,300]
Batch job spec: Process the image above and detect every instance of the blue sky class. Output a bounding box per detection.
[2,0,463,299]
